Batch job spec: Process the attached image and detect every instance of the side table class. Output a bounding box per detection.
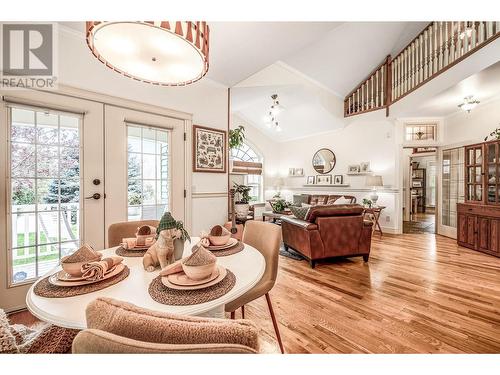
[363,206,386,236]
[262,210,292,224]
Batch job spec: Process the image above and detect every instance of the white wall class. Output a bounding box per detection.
[55,26,229,236]
[444,97,500,145]
[231,114,281,199]
[254,119,402,232]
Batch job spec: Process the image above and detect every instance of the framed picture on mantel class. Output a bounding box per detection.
[193,125,227,173]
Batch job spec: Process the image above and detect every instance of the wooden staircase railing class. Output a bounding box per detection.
[344,21,500,117]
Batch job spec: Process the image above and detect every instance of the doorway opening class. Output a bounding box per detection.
[403,147,437,234]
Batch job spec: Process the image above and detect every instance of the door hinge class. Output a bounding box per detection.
[184,189,187,198]
[184,132,187,141]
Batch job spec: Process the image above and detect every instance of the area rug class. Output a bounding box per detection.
[279,244,305,261]
[1,309,78,353]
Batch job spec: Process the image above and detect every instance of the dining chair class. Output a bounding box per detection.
[224,220,284,353]
[72,297,260,353]
[107,220,159,248]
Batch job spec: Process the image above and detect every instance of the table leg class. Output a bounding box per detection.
[374,211,383,236]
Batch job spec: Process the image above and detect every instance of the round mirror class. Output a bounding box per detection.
[312,148,336,174]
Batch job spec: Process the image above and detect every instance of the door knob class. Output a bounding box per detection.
[85,193,101,200]
[93,178,101,185]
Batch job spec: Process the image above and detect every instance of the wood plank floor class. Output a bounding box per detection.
[241,233,500,353]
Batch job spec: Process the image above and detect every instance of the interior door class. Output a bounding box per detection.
[0,91,104,312]
[103,105,185,246]
[437,146,465,239]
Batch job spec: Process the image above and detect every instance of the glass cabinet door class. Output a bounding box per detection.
[486,141,500,204]
[465,145,483,202]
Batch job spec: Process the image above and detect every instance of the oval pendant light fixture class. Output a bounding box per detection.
[86,21,209,86]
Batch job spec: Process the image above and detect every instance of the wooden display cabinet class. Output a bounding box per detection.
[457,140,500,257]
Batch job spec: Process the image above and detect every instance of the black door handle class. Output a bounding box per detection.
[85,193,101,200]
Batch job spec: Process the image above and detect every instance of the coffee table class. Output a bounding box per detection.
[262,210,292,224]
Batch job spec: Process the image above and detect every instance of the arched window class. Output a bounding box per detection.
[231,143,263,203]
[230,143,260,162]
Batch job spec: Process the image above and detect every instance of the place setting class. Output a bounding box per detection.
[198,225,245,257]
[148,242,236,306]
[115,224,157,257]
[34,244,130,298]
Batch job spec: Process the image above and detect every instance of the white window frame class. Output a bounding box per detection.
[6,106,83,287]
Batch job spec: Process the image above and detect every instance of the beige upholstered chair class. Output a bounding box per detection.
[224,221,284,353]
[107,220,159,248]
[72,297,259,354]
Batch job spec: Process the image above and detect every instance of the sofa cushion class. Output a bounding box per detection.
[305,204,364,222]
[326,195,357,205]
[86,297,259,350]
[308,195,329,206]
[289,205,310,220]
[292,194,310,206]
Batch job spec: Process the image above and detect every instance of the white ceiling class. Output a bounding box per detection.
[398,61,500,117]
[283,22,428,96]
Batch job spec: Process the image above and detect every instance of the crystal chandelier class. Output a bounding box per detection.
[86,21,209,86]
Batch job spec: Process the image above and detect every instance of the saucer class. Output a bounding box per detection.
[161,265,227,290]
[168,266,220,286]
[206,238,238,251]
[49,264,125,287]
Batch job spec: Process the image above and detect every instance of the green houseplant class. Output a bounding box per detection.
[233,182,251,219]
[270,198,291,213]
[229,125,245,150]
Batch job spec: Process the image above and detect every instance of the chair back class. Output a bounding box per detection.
[242,221,281,290]
[107,220,159,248]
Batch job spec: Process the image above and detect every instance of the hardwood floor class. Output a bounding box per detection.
[7,233,500,353]
[242,233,500,353]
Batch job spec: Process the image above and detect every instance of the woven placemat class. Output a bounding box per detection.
[148,270,236,306]
[115,246,147,257]
[33,266,130,298]
[209,241,244,257]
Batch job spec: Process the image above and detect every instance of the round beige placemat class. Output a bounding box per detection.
[33,266,130,298]
[148,270,236,306]
[115,246,147,257]
[209,241,244,257]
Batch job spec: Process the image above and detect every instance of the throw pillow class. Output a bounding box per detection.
[289,205,310,220]
[333,196,352,205]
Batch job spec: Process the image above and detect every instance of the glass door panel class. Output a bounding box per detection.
[8,107,82,285]
[440,147,464,235]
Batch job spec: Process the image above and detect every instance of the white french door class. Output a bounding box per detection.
[103,105,186,247]
[0,90,188,312]
[0,90,104,311]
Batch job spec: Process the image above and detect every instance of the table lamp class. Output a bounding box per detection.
[366,175,383,206]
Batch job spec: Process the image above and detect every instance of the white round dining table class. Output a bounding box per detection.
[26,237,265,330]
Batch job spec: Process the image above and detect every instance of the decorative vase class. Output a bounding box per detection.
[234,203,250,219]
[173,238,185,261]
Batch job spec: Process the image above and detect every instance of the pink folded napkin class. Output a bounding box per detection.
[81,256,123,281]
[121,237,155,249]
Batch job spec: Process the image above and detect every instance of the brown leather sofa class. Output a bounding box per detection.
[281,204,373,268]
[293,194,357,206]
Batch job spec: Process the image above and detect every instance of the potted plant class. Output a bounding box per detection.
[233,182,251,219]
[484,126,500,141]
[270,198,291,213]
[228,125,245,171]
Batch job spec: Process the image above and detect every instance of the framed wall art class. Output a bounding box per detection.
[193,125,227,173]
[316,174,332,185]
[333,175,343,185]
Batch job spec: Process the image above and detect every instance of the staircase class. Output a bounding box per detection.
[344,22,500,117]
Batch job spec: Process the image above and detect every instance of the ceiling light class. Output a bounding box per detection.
[275,122,282,132]
[458,96,480,113]
[270,94,285,115]
[86,21,209,86]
